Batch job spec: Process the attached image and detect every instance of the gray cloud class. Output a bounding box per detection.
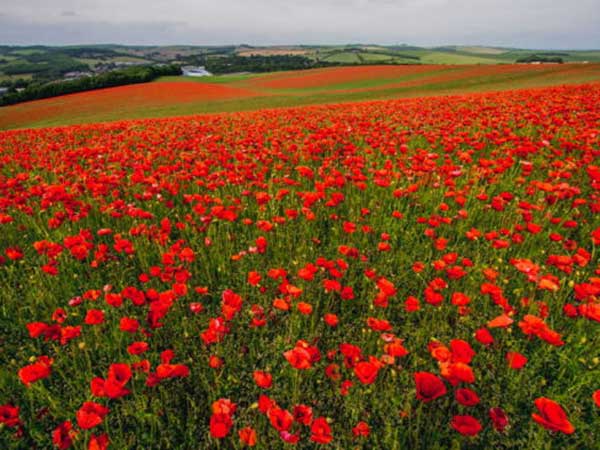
[0,0,599,48]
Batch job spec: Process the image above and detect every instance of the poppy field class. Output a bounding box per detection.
[1,83,600,449]
[1,63,600,130]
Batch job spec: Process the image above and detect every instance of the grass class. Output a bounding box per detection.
[417,52,502,65]
[321,52,362,63]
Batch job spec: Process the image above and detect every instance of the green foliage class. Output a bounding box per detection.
[0,65,182,106]
[186,54,339,74]
[516,55,564,64]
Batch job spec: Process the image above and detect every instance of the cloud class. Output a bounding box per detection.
[0,0,598,48]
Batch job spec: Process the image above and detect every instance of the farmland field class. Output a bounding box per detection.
[1,63,600,130]
[1,82,599,449]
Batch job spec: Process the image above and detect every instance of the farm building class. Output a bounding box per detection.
[182,66,212,77]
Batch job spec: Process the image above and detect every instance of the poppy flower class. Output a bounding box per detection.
[210,413,233,438]
[88,433,109,450]
[353,421,370,437]
[489,407,509,432]
[455,388,480,407]
[293,404,313,426]
[532,397,575,434]
[451,415,482,436]
[18,356,53,386]
[487,314,513,328]
[284,341,320,370]
[76,402,109,429]
[354,360,380,385]
[414,372,447,402]
[84,309,105,325]
[52,421,77,450]
[239,427,257,446]
[0,404,20,427]
[310,416,333,444]
[593,390,600,408]
[506,352,528,370]
[268,407,294,432]
[474,328,494,345]
[253,370,273,389]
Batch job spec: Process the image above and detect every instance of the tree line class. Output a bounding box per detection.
[0,65,181,106]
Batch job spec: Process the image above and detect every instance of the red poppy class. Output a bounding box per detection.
[293,404,313,426]
[352,421,370,437]
[455,388,480,407]
[268,407,294,432]
[354,360,380,385]
[451,415,482,436]
[284,341,320,370]
[593,390,600,408]
[310,416,333,444]
[0,404,20,428]
[506,351,528,370]
[239,427,257,446]
[253,370,273,389]
[489,407,509,432]
[84,309,105,325]
[52,421,77,450]
[532,397,575,434]
[414,372,447,402]
[88,433,109,450]
[76,402,109,429]
[18,356,53,386]
[210,413,233,438]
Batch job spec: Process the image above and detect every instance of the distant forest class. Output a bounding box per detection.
[200,55,336,74]
[0,65,181,106]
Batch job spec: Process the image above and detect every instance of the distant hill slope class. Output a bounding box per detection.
[1,63,599,130]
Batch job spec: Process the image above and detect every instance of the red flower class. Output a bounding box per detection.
[293,404,313,426]
[489,407,509,432]
[239,427,257,446]
[532,397,575,434]
[354,360,380,385]
[414,371,447,402]
[119,317,139,333]
[352,421,370,437]
[18,356,53,386]
[268,407,294,432]
[506,351,528,369]
[310,416,333,444]
[88,433,109,450]
[455,388,480,407]
[451,415,482,436]
[593,390,600,408]
[284,340,320,370]
[0,404,20,427]
[76,402,109,429]
[127,341,149,355]
[84,309,105,325]
[474,328,494,345]
[253,370,273,389]
[104,363,132,398]
[52,421,77,450]
[210,413,233,438]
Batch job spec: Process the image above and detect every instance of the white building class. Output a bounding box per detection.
[182,66,212,77]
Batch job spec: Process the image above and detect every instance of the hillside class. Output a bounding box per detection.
[1,63,599,130]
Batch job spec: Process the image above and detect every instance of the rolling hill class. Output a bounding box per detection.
[1,63,599,130]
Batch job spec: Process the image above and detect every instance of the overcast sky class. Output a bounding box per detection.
[1,0,599,49]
